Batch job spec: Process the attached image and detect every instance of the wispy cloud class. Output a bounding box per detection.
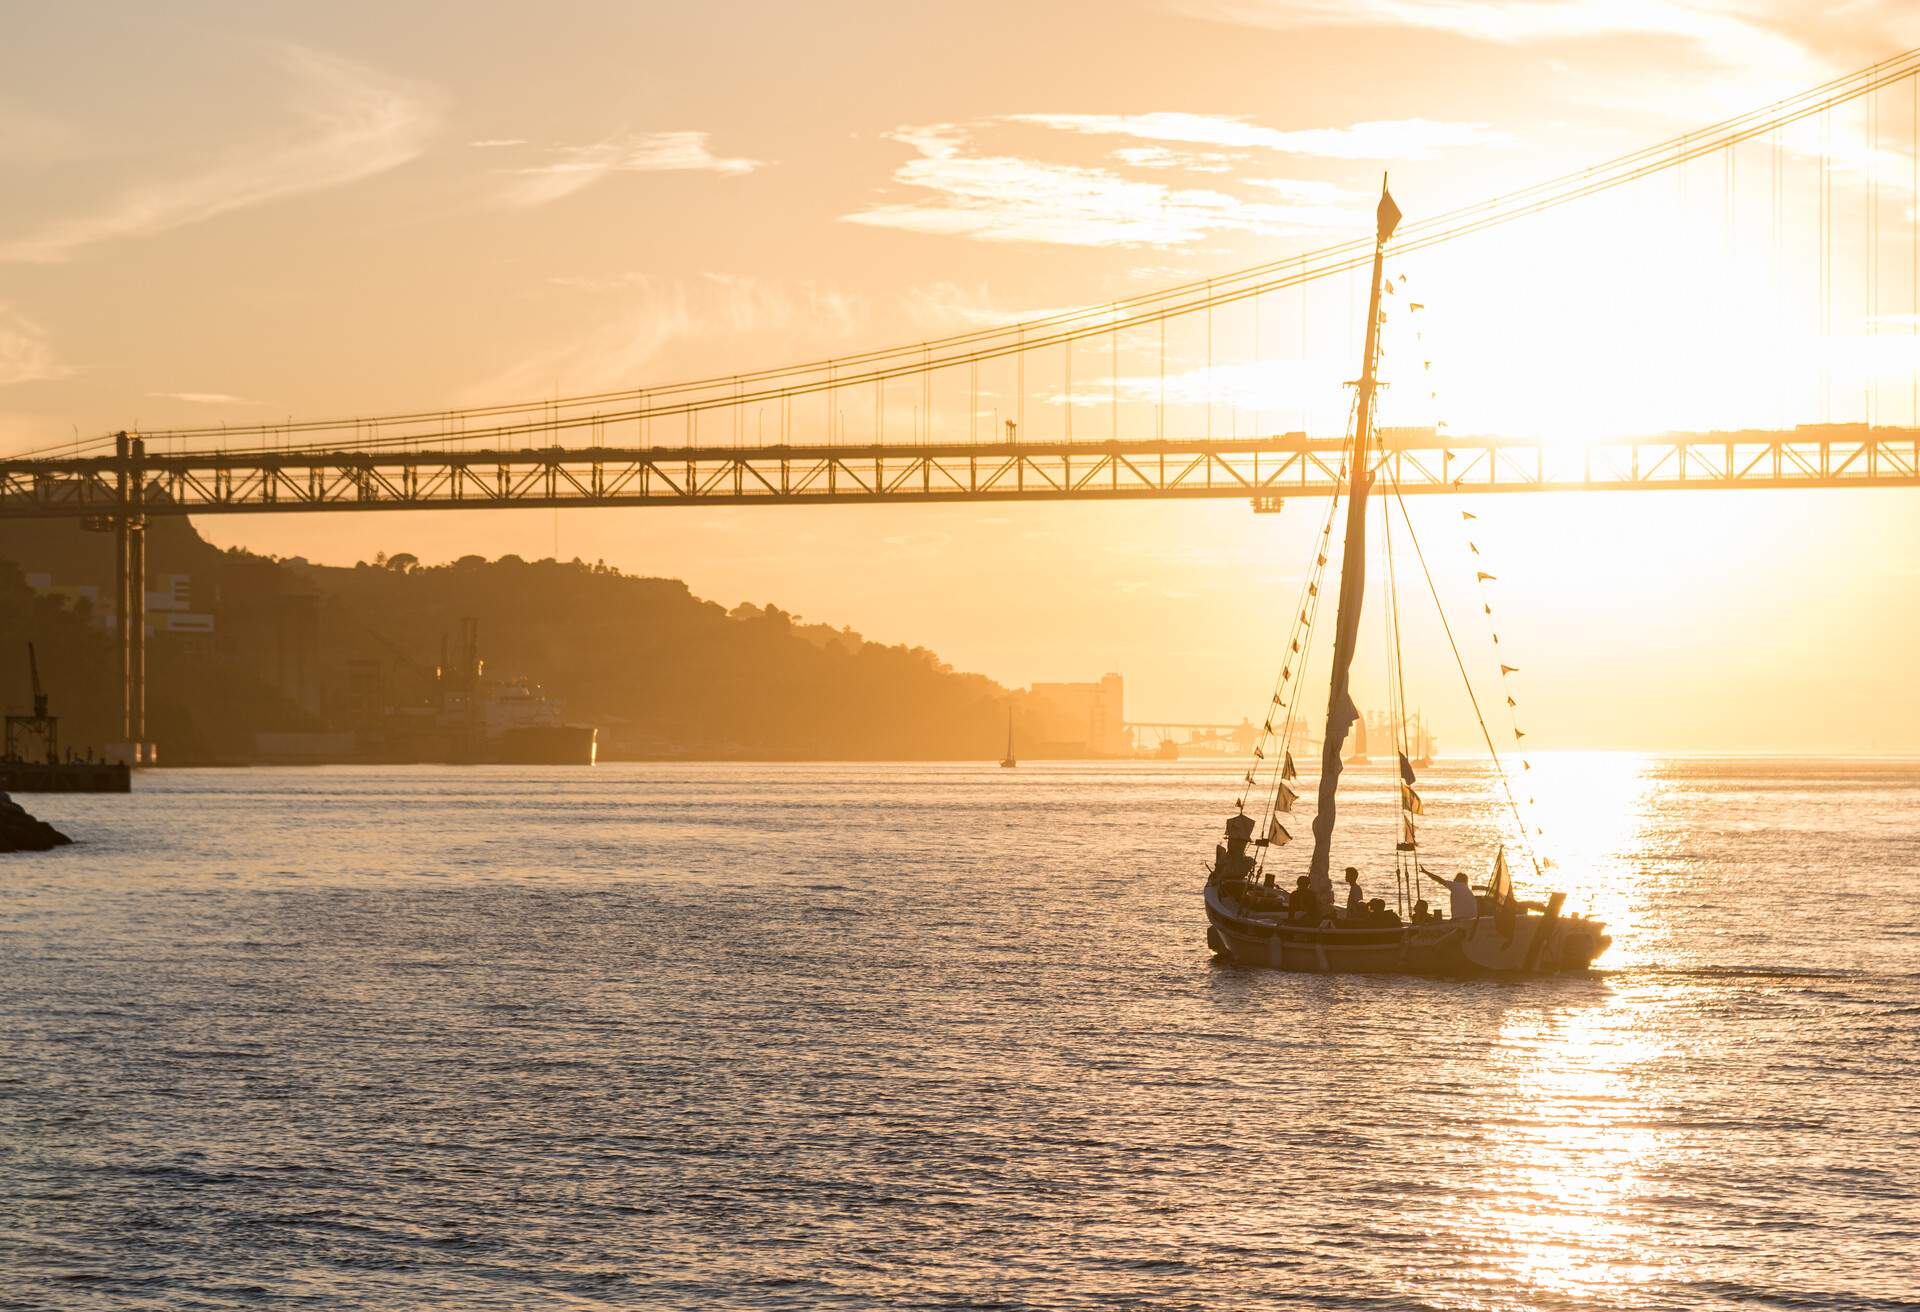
[1178,1,1817,74]
[0,45,441,264]
[842,124,1365,248]
[899,282,1088,330]
[0,305,70,387]
[468,138,527,148]
[1016,111,1508,160]
[461,274,863,401]
[147,391,254,405]
[497,131,765,207]
[1112,145,1242,172]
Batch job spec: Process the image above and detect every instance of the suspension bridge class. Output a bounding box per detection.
[6,48,1920,759]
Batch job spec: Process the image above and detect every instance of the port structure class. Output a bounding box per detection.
[3,427,1916,523]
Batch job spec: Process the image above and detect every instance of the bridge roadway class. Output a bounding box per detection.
[3,426,1918,520]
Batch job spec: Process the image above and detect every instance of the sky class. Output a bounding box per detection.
[3,0,1919,751]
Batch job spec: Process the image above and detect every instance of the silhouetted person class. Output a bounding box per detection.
[1365,897,1401,927]
[1344,867,1365,919]
[1411,899,1434,924]
[1426,870,1478,925]
[1288,875,1319,925]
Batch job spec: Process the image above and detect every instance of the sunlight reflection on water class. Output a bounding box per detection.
[5,758,1918,1310]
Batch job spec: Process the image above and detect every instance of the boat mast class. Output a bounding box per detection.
[1306,175,1400,902]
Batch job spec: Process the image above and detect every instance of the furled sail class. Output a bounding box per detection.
[1306,177,1399,903]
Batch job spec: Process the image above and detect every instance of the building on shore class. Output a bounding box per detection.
[1020,673,1126,758]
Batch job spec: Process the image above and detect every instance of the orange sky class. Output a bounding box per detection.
[3,2,1919,750]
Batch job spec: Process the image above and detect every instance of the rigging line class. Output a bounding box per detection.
[1250,395,1353,883]
[88,54,1920,457]
[1463,503,1538,842]
[1245,478,1338,814]
[1383,473,1542,882]
[1253,501,1339,884]
[1379,404,1418,915]
[1379,471,1407,911]
[1268,391,1357,790]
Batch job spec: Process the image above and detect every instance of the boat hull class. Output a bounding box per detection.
[1203,884,1608,977]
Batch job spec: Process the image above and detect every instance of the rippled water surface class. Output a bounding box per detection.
[4,758,1918,1310]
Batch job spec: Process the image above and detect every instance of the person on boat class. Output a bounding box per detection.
[1343,868,1365,919]
[1366,897,1401,927]
[1426,870,1478,925]
[1411,899,1434,924]
[1287,876,1319,925]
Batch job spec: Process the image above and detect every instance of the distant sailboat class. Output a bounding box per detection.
[1000,708,1017,768]
[1345,713,1370,766]
[1199,178,1609,977]
[1412,711,1435,769]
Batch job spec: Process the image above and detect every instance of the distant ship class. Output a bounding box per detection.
[999,708,1017,768]
[382,619,597,765]
[475,678,599,766]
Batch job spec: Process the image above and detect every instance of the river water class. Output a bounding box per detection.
[4,758,1917,1310]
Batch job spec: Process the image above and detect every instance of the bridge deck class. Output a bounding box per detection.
[3,428,1916,518]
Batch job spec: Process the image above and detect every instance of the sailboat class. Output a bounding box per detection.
[1000,708,1017,768]
[1345,713,1370,765]
[1411,711,1435,769]
[1200,179,1609,977]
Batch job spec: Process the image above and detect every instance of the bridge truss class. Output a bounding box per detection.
[4,427,1916,521]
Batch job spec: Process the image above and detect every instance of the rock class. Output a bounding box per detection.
[0,791,71,852]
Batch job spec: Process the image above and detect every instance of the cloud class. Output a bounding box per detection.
[898,282,1088,330]
[1016,111,1509,160]
[147,391,254,405]
[460,274,863,402]
[1177,1,1816,74]
[498,131,764,207]
[1112,145,1242,172]
[0,305,70,387]
[0,45,441,263]
[468,138,527,148]
[842,124,1364,248]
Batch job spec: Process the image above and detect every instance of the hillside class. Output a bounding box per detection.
[0,518,1014,762]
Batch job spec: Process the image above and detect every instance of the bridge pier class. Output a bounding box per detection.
[106,432,152,768]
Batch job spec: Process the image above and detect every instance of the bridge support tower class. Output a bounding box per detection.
[102,431,153,767]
